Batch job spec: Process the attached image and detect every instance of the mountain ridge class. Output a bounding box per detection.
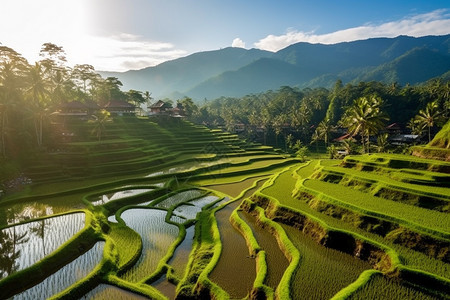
[99,34,450,101]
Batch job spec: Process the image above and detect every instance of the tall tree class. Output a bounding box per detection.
[38,43,68,95]
[413,100,441,143]
[0,46,28,158]
[313,118,333,147]
[26,62,49,148]
[72,64,96,95]
[340,95,389,153]
[177,97,198,118]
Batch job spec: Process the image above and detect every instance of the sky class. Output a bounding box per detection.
[1,0,450,72]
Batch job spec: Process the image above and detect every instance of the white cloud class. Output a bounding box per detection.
[255,9,450,52]
[76,34,187,71]
[232,38,246,48]
[0,0,186,72]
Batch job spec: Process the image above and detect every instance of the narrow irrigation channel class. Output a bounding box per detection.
[239,211,289,290]
[209,179,267,298]
[210,200,256,298]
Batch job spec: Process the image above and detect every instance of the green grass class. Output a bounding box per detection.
[347,272,444,300]
[282,224,371,300]
[301,179,450,238]
[2,118,450,299]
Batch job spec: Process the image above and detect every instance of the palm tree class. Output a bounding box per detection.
[313,118,333,147]
[340,95,389,153]
[272,114,287,149]
[0,47,28,158]
[413,100,441,143]
[27,62,49,148]
[90,109,111,141]
[376,133,389,153]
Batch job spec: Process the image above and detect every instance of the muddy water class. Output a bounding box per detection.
[151,274,177,299]
[209,180,266,298]
[209,200,255,298]
[169,225,195,278]
[239,212,289,290]
[81,284,149,299]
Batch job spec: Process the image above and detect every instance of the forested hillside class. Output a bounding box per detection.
[100,35,450,100]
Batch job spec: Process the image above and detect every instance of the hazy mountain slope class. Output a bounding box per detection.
[353,47,450,84]
[186,58,303,99]
[99,35,450,100]
[99,47,272,98]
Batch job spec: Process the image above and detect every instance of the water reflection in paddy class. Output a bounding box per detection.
[154,190,204,209]
[120,209,179,282]
[13,241,105,299]
[170,195,219,222]
[145,159,230,178]
[0,212,85,279]
[90,188,154,206]
[0,196,85,226]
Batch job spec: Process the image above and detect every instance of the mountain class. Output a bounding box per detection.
[99,35,450,100]
[99,47,272,98]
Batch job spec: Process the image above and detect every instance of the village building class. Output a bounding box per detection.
[148,100,185,117]
[55,101,89,117]
[148,100,172,115]
[104,100,136,116]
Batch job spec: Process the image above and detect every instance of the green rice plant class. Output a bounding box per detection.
[301,179,450,239]
[118,208,179,282]
[107,223,142,271]
[229,201,273,299]
[176,210,228,299]
[281,224,372,300]
[316,165,450,208]
[343,153,450,173]
[331,269,381,300]
[347,272,444,300]
[153,190,204,209]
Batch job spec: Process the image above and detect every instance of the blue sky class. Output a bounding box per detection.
[1,0,449,71]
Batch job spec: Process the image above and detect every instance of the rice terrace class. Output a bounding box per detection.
[0,111,449,299]
[1,1,450,299]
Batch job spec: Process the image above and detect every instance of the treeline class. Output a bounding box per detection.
[0,43,149,160]
[188,80,449,153]
[1,42,449,161]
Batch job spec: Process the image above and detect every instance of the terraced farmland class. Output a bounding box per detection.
[0,117,448,299]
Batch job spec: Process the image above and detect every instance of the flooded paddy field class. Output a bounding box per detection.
[1,119,447,299]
